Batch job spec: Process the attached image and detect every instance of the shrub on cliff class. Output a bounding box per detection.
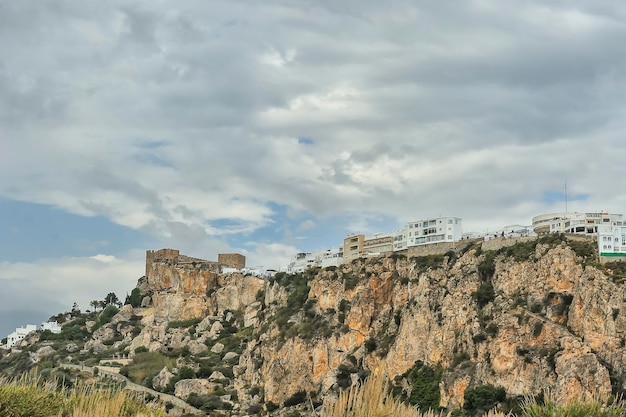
[463,384,506,416]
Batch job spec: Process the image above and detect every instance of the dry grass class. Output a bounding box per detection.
[0,375,165,417]
[321,368,451,417]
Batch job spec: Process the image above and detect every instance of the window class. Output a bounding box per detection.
[448,219,453,224]
[447,235,452,240]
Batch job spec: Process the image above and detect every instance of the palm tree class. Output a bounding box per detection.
[90,300,100,312]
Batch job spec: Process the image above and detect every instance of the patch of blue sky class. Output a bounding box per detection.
[229,201,400,254]
[0,198,153,262]
[541,191,589,204]
[297,137,314,145]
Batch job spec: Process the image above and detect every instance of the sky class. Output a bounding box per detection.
[1,1,626,338]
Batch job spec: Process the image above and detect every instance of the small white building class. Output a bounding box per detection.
[6,324,37,348]
[320,247,343,268]
[483,225,535,241]
[598,225,626,258]
[41,321,62,334]
[394,217,462,250]
[286,248,344,272]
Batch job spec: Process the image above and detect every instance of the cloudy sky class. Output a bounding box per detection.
[1,1,626,337]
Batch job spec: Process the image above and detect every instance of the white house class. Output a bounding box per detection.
[6,324,37,348]
[41,321,62,334]
[394,217,462,250]
[598,225,626,258]
[483,225,535,241]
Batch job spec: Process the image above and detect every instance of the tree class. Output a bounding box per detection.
[104,292,121,307]
[90,300,101,312]
[125,288,143,307]
[71,302,81,317]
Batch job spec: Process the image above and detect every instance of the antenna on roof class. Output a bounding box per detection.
[565,178,568,213]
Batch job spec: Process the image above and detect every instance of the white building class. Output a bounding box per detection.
[394,217,462,250]
[532,212,623,235]
[483,225,535,241]
[320,247,343,268]
[286,247,344,272]
[6,324,37,348]
[598,225,626,258]
[41,321,62,334]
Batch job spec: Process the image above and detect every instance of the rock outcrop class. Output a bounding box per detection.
[6,237,625,416]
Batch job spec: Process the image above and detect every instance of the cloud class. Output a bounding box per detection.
[0,251,145,336]
[0,0,625,251]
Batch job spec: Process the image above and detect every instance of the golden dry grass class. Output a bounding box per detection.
[0,374,165,417]
[321,368,451,417]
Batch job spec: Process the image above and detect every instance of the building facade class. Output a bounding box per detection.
[394,217,462,250]
[6,324,37,348]
[532,212,623,235]
[598,225,626,257]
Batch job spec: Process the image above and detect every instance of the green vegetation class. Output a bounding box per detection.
[119,352,175,386]
[474,282,495,308]
[521,396,626,417]
[463,384,506,416]
[393,361,443,411]
[92,305,119,331]
[412,254,447,272]
[165,317,202,331]
[124,288,143,308]
[187,392,233,412]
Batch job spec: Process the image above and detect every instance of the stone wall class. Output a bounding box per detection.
[218,253,246,269]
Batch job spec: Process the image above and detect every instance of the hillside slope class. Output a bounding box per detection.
[3,235,626,415]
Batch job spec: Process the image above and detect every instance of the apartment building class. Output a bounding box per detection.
[598,225,626,257]
[532,212,623,235]
[394,217,462,250]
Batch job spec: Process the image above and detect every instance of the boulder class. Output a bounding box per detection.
[152,366,175,391]
[111,304,134,324]
[174,379,219,399]
[33,346,56,362]
[211,342,225,354]
[141,296,152,308]
[84,340,107,354]
[223,351,239,362]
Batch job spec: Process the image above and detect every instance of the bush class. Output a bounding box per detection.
[393,361,442,411]
[364,338,377,353]
[474,282,495,308]
[92,305,119,331]
[477,253,496,280]
[178,366,195,379]
[463,384,506,416]
[284,390,308,407]
[166,318,202,331]
[125,288,143,308]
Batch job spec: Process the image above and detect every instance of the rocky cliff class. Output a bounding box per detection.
[4,235,626,416]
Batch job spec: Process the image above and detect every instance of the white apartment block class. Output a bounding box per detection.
[286,247,343,272]
[6,324,37,348]
[598,225,626,258]
[532,212,623,235]
[394,217,462,250]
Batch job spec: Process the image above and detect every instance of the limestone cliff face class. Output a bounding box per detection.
[130,237,626,412]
